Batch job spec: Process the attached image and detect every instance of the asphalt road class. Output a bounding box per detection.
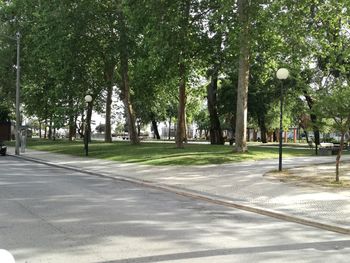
[0,156,350,263]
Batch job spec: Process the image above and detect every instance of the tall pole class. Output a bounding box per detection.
[85,104,89,156]
[15,32,21,156]
[276,68,289,171]
[278,81,283,171]
[84,94,93,156]
[85,125,89,156]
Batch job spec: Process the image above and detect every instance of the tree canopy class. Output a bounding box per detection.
[0,0,349,153]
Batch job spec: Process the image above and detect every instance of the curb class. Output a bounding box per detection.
[11,154,350,236]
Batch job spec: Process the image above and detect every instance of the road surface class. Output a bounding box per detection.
[0,156,349,262]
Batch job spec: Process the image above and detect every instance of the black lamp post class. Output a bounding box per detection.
[276,68,289,171]
[84,94,92,156]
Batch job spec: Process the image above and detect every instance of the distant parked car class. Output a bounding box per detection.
[122,132,129,140]
[0,141,6,156]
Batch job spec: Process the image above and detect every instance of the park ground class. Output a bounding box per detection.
[18,139,350,187]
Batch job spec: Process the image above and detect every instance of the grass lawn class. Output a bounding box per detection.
[23,139,314,166]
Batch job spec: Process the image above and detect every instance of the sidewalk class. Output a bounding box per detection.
[8,147,350,234]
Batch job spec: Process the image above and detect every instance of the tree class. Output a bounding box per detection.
[128,0,210,148]
[117,6,139,145]
[201,0,235,145]
[83,0,119,143]
[272,0,350,154]
[234,0,251,152]
[233,0,300,150]
[7,1,94,139]
[193,108,209,139]
[6,0,121,142]
[314,85,350,182]
[0,2,18,115]
[95,123,106,133]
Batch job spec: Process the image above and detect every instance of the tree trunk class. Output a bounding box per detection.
[48,118,52,140]
[137,120,141,137]
[253,130,257,141]
[175,0,190,148]
[235,0,250,153]
[207,68,224,145]
[77,111,84,139]
[119,11,139,145]
[73,114,78,138]
[176,62,187,148]
[68,117,75,141]
[303,129,309,143]
[229,114,235,143]
[120,66,139,145]
[104,62,115,143]
[335,133,345,182]
[168,117,171,140]
[152,119,160,139]
[284,130,288,143]
[39,121,42,139]
[304,93,320,155]
[86,101,93,143]
[273,129,277,142]
[44,119,47,139]
[257,113,267,143]
[260,125,267,143]
[68,98,75,141]
[205,129,209,140]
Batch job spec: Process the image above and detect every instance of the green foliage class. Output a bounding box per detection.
[1,0,350,147]
[95,123,106,133]
[314,84,350,133]
[193,109,209,131]
[0,6,16,109]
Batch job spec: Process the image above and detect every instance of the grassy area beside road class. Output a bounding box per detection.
[23,139,314,166]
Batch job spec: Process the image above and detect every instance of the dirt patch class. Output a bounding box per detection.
[264,162,350,189]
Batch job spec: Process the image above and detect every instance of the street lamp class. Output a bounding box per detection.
[276,68,289,171]
[1,32,21,155]
[84,94,92,156]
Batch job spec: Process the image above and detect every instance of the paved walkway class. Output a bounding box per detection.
[7,147,350,234]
